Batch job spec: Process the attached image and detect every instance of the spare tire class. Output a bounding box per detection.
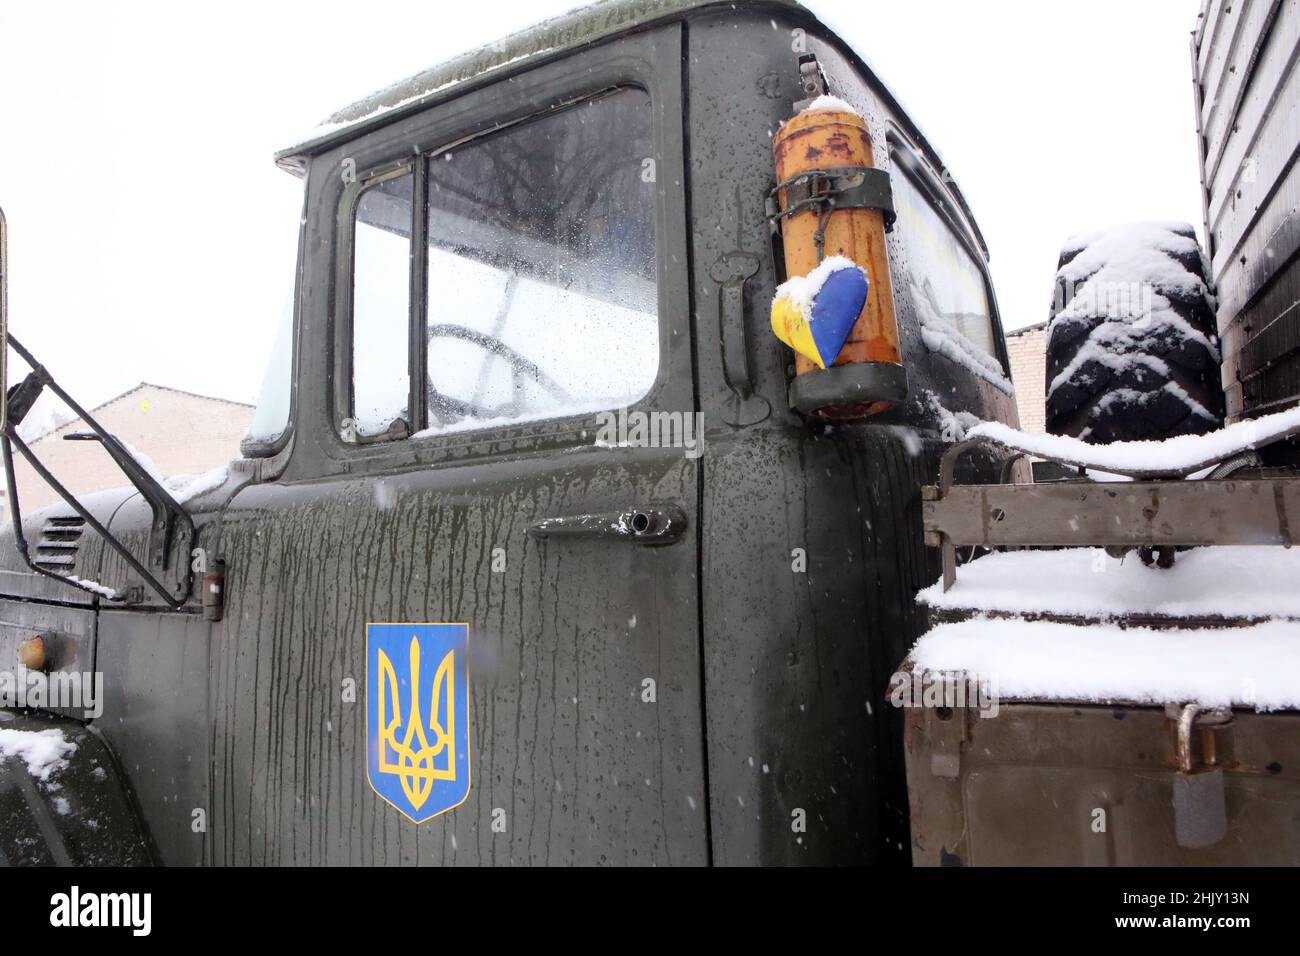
[1044,221,1225,442]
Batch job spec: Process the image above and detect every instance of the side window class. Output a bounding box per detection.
[421,88,658,435]
[892,167,998,358]
[243,295,293,455]
[351,170,414,439]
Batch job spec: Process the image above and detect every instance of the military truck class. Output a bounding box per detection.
[0,0,1292,869]
[0,0,1024,866]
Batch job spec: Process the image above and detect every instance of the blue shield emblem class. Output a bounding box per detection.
[366,623,471,823]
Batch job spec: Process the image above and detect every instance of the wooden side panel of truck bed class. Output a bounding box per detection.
[1194,0,1300,426]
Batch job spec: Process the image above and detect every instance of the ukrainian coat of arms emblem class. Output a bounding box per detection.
[366,623,471,822]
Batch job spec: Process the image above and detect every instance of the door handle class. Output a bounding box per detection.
[527,505,688,546]
[711,250,771,428]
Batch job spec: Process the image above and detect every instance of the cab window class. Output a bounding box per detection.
[423,87,657,435]
[346,87,658,442]
[891,167,997,358]
[350,170,414,439]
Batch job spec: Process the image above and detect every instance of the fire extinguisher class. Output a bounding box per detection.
[767,57,907,419]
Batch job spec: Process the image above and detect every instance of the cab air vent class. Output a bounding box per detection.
[33,515,86,572]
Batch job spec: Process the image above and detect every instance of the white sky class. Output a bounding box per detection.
[0,0,1205,411]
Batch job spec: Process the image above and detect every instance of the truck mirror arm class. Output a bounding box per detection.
[1,334,193,609]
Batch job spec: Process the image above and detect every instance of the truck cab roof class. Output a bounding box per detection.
[277,0,803,170]
[273,0,988,258]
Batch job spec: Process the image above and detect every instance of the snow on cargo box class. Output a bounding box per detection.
[909,617,1300,712]
[919,546,1300,625]
[910,547,1300,710]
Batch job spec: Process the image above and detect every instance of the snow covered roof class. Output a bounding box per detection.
[90,382,255,414]
[17,382,253,446]
[1005,320,1047,338]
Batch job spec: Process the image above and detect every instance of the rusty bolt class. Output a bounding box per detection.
[17,636,46,671]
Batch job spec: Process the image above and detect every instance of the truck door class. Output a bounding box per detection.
[212,27,707,865]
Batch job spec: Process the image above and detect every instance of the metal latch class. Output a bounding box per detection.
[1170,703,1232,849]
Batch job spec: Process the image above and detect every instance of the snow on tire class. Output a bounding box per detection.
[1044,221,1225,443]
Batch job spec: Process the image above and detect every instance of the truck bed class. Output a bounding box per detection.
[899,546,1300,865]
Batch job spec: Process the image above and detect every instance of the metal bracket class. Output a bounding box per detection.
[927,678,972,780]
[791,53,827,112]
[923,437,1300,591]
[788,361,908,416]
[1172,703,1234,772]
[766,165,896,262]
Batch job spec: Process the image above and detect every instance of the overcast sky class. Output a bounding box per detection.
[0,0,1205,412]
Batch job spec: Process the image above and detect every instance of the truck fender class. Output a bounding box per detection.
[0,712,152,866]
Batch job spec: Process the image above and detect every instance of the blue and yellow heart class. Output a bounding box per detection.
[770,257,869,370]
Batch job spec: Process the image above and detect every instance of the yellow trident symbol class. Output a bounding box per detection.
[377,636,456,811]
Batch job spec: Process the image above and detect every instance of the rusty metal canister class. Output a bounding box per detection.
[772,106,904,417]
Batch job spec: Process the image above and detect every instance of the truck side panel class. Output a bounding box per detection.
[685,8,1019,864]
[1195,0,1300,429]
[906,701,1300,865]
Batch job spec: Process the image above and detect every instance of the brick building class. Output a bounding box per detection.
[3,383,253,515]
[1005,322,1047,433]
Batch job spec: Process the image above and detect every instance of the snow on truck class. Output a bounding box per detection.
[0,0,1293,868]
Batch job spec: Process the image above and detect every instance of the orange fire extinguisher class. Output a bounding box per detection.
[768,84,907,419]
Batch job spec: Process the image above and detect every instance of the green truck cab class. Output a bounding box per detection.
[0,0,1081,867]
